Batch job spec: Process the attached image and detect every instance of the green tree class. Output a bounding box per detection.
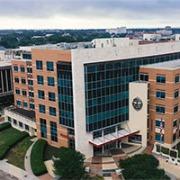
[53,147,86,180]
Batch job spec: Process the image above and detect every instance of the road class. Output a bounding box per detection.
[0,170,18,180]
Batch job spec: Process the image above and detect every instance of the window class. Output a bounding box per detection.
[48,92,56,101]
[15,89,20,95]
[174,90,179,98]
[47,77,55,86]
[30,103,35,110]
[156,91,166,99]
[29,92,34,97]
[27,67,32,73]
[15,77,19,83]
[23,102,28,108]
[156,105,165,114]
[40,118,47,138]
[22,90,27,96]
[37,75,44,85]
[21,78,26,84]
[19,122,23,128]
[47,61,54,71]
[173,133,176,142]
[140,73,149,81]
[175,75,180,83]
[39,104,45,113]
[36,60,43,70]
[173,120,177,127]
[13,65,18,72]
[25,124,29,131]
[38,90,45,99]
[174,105,178,113]
[28,80,33,86]
[155,119,165,128]
[13,119,17,125]
[8,117,11,123]
[49,107,56,116]
[20,66,25,72]
[16,100,21,107]
[155,133,164,142]
[156,75,166,83]
[50,121,58,142]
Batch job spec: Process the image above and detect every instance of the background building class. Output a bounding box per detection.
[0,61,13,112]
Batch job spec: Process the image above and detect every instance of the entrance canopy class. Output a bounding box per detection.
[89,129,139,147]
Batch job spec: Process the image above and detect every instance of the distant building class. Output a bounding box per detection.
[156,26,173,36]
[143,33,162,41]
[92,37,139,48]
[106,27,127,35]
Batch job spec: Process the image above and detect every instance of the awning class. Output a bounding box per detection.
[89,129,139,147]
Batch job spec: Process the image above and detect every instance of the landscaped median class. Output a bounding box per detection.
[31,139,47,176]
[0,127,28,160]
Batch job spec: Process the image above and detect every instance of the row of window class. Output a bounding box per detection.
[39,104,57,116]
[156,90,179,99]
[37,75,55,86]
[16,100,35,110]
[13,66,32,73]
[156,105,179,114]
[140,74,166,83]
[141,73,180,84]
[155,119,178,129]
[36,60,54,71]
[38,90,56,101]
[155,132,178,143]
[10,118,30,131]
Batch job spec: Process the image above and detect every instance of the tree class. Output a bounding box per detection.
[53,147,86,180]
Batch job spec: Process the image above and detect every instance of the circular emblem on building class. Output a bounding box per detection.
[132,97,143,111]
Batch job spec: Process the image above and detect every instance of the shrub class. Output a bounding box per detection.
[31,139,47,176]
[0,122,11,131]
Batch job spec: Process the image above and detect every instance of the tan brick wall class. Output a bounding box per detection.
[12,59,34,110]
[32,48,71,148]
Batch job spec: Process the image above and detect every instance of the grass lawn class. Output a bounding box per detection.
[44,144,60,161]
[6,136,33,169]
[0,127,28,159]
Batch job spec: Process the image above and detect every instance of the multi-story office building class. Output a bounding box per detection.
[5,50,37,136]
[136,60,180,149]
[6,38,180,158]
[0,61,13,109]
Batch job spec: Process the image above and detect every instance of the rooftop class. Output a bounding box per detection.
[141,59,180,70]
[33,42,93,50]
[6,106,35,120]
[0,61,11,68]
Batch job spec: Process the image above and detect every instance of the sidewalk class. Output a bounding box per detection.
[24,138,37,175]
[0,159,38,180]
[157,156,180,179]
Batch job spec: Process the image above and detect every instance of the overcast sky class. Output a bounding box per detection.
[0,0,179,29]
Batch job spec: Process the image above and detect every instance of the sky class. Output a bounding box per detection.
[0,0,179,29]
